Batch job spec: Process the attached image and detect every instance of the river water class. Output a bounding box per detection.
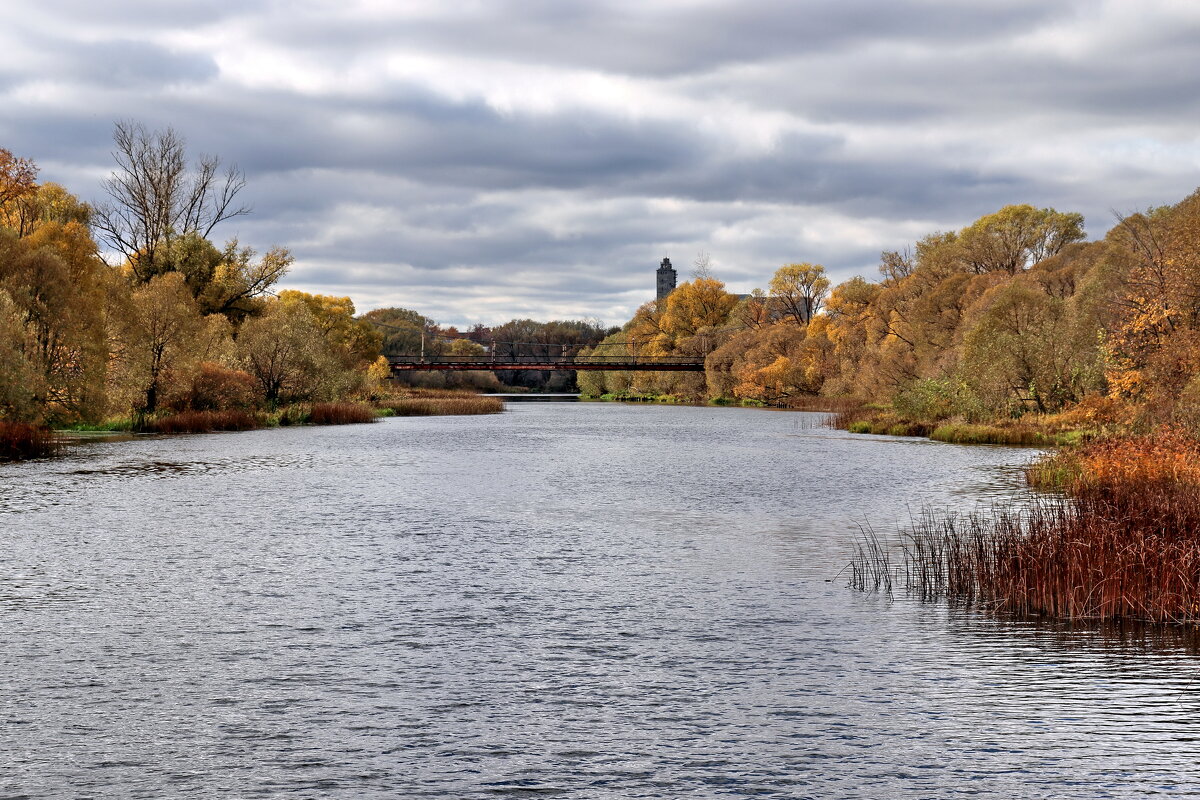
[2,403,1199,798]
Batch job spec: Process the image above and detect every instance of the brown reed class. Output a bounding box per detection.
[148,410,259,433]
[0,421,59,459]
[853,428,1200,624]
[309,402,378,425]
[384,397,504,416]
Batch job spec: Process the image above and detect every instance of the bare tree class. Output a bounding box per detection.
[692,250,713,280]
[93,121,250,281]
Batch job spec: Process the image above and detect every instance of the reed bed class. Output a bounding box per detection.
[396,388,490,400]
[849,525,894,595]
[0,421,59,459]
[929,423,1055,446]
[382,397,504,416]
[309,402,377,425]
[783,395,865,413]
[853,428,1200,624]
[148,410,258,433]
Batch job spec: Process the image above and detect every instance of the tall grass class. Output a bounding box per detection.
[787,395,865,413]
[148,410,258,433]
[930,423,1055,446]
[0,421,59,459]
[309,402,377,425]
[854,429,1200,624]
[383,397,504,416]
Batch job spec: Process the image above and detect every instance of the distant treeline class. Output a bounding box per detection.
[582,193,1200,430]
[364,309,616,393]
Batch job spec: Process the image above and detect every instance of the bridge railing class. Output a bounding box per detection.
[386,355,701,366]
[386,354,706,372]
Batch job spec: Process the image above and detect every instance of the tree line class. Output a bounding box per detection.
[0,125,622,426]
[0,127,387,426]
[582,196,1200,428]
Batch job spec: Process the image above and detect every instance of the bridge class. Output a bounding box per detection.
[388,354,705,372]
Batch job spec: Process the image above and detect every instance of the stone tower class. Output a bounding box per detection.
[656,257,677,303]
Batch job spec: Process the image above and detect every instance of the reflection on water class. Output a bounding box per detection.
[2,405,1197,798]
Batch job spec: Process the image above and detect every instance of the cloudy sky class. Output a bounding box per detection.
[2,1,1199,326]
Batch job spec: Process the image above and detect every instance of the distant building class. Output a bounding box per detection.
[656,257,677,302]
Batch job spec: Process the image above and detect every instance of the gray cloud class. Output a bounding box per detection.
[3,0,1199,325]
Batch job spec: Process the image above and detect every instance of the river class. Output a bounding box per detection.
[2,403,1198,798]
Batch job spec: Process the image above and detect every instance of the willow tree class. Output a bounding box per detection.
[769,263,830,325]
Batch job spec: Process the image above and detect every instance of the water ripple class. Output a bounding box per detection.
[1,407,1195,798]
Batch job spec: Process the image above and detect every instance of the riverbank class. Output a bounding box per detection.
[4,390,505,462]
[861,428,1200,624]
[828,399,1115,446]
[580,390,766,407]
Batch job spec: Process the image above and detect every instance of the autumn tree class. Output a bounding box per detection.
[957,204,1085,275]
[277,290,382,367]
[0,148,37,215]
[769,263,830,325]
[448,338,486,356]
[878,248,914,285]
[235,300,328,404]
[158,233,292,322]
[1102,192,1200,400]
[112,272,224,414]
[661,277,738,339]
[0,216,111,422]
[3,182,92,238]
[362,307,439,356]
[959,279,1076,413]
[0,290,41,420]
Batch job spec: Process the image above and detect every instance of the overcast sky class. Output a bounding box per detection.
[3,1,1199,326]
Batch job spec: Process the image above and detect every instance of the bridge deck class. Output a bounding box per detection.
[388,357,705,372]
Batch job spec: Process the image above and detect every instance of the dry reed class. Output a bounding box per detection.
[853,428,1200,624]
[149,410,258,433]
[384,397,504,416]
[0,421,59,459]
[309,402,377,425]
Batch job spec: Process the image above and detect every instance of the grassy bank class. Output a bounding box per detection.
[855,428,1200,624]
[7,391,506,462]
[833,404,1093,446]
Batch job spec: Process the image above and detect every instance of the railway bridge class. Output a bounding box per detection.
[388,354,704,373]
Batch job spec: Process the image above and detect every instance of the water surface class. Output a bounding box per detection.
[2,404,1197,798]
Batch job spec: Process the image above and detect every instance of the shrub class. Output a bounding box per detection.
[181,363,257,411]
[892,379,977,422]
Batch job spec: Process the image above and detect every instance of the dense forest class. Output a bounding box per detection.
[583,193,1200,433]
